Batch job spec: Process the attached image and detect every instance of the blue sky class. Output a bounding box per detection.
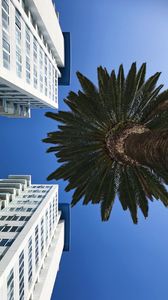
[1,0,168,299]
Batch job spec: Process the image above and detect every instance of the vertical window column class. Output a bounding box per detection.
[45,209,49,245]
[19,250,24,300]
[55,69,58,103]
[55,193,58,221]
[39,47,44,93]
[15,8,22,78]
[2,0,10,69]
[52,198,55,225]
[7,269,14,300]
[35,225,39,268]
[41,217,44,255]
[25,26,31,84]
[33,37,38,89]
[28,237,33,285]
[49,61,52,99]
[52,65,55,101]
[44,54,48,96]
[49,202,52,236]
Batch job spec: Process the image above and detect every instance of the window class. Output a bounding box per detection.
[2,1,9,31]
[26,26,31,55]
[39,47,44,92]
[3,31,10,52]
[19,216,30,221]
[0,215,6,221]
[52,66,55,101]
[27,208,33,212]
[10,226,21,232]
[0,239,14,246]
[15,9,22,77]
[37,195,42,198]
[25,26,31,83]
[49,62,52,99]
[45,210,48,243]
[15,27,21,45]
[2,30,10,69]
[41,217,44,254]
[19,250,24,300]
[2,225,11,232]
[9,207,15,212]
[16,46,22,77]
[35,225,39,267]
[45,55,48,96]
[33,65,37,88]
[33,38,37,61]
[28,237,33,284]
[15,9,21,29]
[55,69,58,102]
[6,216,13,221]
[7,269,14,300]
[26,56,31,83]
[52,199,55,224]
[2,0,9,14]
[49,203,52,235]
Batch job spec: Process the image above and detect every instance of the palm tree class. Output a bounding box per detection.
[43,62,168,223]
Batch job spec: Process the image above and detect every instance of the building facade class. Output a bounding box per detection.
[0,175,70,300]
[0,0,69,118]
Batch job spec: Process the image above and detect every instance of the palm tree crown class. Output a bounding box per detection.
[43,62,168,223]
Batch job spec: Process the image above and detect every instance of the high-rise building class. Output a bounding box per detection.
[0,174,70,300]
[0,0,70,118]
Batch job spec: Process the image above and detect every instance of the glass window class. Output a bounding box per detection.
[2,0,9,14]
[3,51,10,69]
[2,226,11,232]
[0,239,14,246]
[15,9,22,77]
[2,29,10,69]
[9,207,15,212]
[39,47,44,93]
[3,32,10,52]
[19,250,24,300]
[6,239,14,246]
[6,215,13,221]
[10,226,18,232]
[45,210,48,243]
[15,27,21,45]
[16,42,22,76]
[35,225,39,267]
[15,9,21,29]
[49,203,52,235]
[7,268,14,300]
[44,55,48,96]
[0,216,6,221]
[2,9,9,30]
[26,56,31,83]
[33,65,38,88]
[0,239,8,246]
[27,208,33,212]
[41,217,44,254]
[28,237,33,284]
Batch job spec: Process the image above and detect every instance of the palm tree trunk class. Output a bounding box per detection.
[124,130,168,171]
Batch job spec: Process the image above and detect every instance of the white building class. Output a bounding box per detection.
[0,0,69,118]
[0,174,70,300]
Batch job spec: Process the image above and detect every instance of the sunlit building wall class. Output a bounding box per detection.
[0,0,65,117]
[0,175,70,300]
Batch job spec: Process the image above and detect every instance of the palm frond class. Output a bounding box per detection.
[100,162,121,221]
